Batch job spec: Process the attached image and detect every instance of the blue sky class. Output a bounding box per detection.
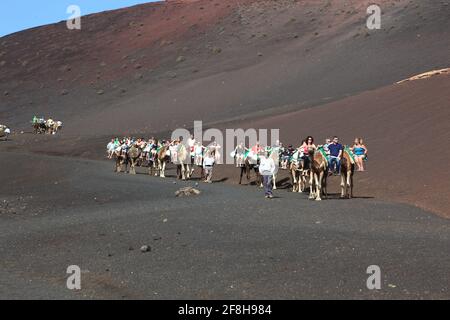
[0,0,158,37]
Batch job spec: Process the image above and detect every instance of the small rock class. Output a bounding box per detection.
[211,47,222,54]
[97,89,104,95]
[176,55,186,63]
[140,245,151,253]
[175,187,201,197]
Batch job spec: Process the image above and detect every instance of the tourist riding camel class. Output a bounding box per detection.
[351,138,368,171]
[328,136,343,175]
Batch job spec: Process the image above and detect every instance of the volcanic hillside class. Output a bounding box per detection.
[1,0,449,136]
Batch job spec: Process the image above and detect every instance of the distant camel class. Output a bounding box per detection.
[174,143,192,180]
[340,147,355,198]
[114,149,128,173]
[157,144,171,178]
[290,149,309,193]
[239,153,262,187]
[52,121,63,134]
[45,119,55,134]
[309,147,328,201]
[128,145,141,175]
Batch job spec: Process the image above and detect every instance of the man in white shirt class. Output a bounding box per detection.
[202,151,215,183]
[259,149,277,198]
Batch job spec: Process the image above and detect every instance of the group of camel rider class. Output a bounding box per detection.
[233,136,368,174]
[32,116,63,134]
[277,136,368,174]
[107,135,222,176]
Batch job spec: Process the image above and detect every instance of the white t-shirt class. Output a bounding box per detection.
[203,156,215,167]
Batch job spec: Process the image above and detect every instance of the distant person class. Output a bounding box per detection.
[250,141,263,155]
[328,136,343,175]
[300,136,316,169]
[194,142,205,166]
[259,149,277,199]
[323,138,331,156]
[233,142,247,167]
[187,134,196,160]
[280,143,294,169]
[106,139,115,158]
[351,138,368,171]
[203,151,215,183]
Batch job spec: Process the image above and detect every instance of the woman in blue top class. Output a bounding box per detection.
[351,138,368,171]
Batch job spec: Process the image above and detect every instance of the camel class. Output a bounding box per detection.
[239,152,262,187]
[33,120,46,134]
[290,149,309,193]
[52,121,63,134]
[147,147,159,176]
[175,143,192,180]
[114,149,128,173]
[309,147,328,201]
[340,147,355,198]
[45,119,55,134]
[157,144,171,178]
[127,145,141,175]
[0,125,10,141]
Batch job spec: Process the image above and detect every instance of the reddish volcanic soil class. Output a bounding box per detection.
[1,0,450,217]
[217,73,450,218]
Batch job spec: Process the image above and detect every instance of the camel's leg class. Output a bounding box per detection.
[273,173,277,190]
[340,172,346,198]
[309,172,315,199]
[322,173,328,199]
[299,172,305,193]
[350,172,354,198]
[291,169,297,192]
[181,164,187,180]
[315,172,322,201]
[130,160,136,175]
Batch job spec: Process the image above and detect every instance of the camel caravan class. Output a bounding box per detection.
[31,116,63,135]
[107,134,368,200]
[0,125,11,141]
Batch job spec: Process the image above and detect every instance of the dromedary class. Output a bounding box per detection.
[290,149,309,193]
[157,144,171,178]
[114,149,128,173]
[127,145,141,175]
[175,143,191,180]
[239,152,262,187]
[45,119,55,134]
[340,147,355,198]
[309,147,328,201]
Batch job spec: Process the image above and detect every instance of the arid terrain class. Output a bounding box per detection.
[1,0,449,299]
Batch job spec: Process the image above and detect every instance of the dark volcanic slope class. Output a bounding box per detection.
[1,153,449,299]
[1,0,450,135]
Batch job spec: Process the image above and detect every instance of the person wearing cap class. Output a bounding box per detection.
[203,151,215,183]
[259,148,277,199]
